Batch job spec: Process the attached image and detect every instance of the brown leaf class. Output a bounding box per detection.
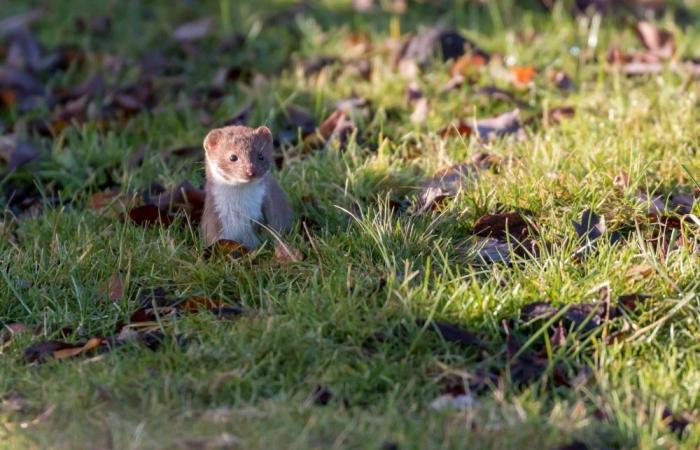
[178,296,223,312]
[521,300,611,333]
[473,212,530,241]
[472,237,513,264]
[450,53,487,78]
[521,301,559,322]
[304,109,356,149]
[153,181,205,212]
[129,306,178,324]
[441,109,523,141]
[415,153,502,213]
[510,66,536,85]
[176,296,244,318]
[206,239,249,258]
[636,21,675,60]
[415,164,476,213]
[274,242,304,263]
[550,322,567,348]
[618,293,652,310]
[172,17,213,42]
[107,273,124,302]
[127,205,173,226]
[89,190,122,211]
[23,340,81,363]
[52,337,104,360]
[572,210,611,258]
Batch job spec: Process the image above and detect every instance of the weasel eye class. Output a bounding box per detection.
[229,154,238,162]
[257,154,265,161]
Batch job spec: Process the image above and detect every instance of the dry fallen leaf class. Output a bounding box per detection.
[572,209,612,258]
[625,264,653,281]
[473,212,531,241]
[441,109,524,142]
[274,242,304,263]
[206,239,249,258]
[510,66,536,85]
[472,237,513,264]
[23,338,104,363]
[635,21,675,60]
[415,153,503,213]
[108,272,124,302]
[450,53,487,78]
[128,204,173,226]
[415,164,476,213]
[53,337,104,360]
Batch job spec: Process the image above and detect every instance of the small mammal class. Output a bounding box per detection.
[201,125,293,249]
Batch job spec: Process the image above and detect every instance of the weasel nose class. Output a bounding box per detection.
[245,168,256,178]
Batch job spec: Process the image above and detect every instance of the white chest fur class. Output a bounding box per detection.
[210,179,267,248]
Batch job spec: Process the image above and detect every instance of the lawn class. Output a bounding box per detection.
[1,0,700,449]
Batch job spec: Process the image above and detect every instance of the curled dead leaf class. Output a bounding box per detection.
[206,239,249,258]
[107,272,124,302]
[473,212,531,241]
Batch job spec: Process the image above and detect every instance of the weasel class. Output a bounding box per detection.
[200,125,293,249]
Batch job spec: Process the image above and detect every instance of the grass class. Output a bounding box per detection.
[1,0,700,448]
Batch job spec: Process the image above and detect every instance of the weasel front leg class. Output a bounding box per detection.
[261,176,293,235]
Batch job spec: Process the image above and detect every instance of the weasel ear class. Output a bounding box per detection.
[256,126,272,143]
[204,129,223,153]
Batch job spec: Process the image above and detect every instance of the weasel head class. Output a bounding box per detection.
[203,125,273,185]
